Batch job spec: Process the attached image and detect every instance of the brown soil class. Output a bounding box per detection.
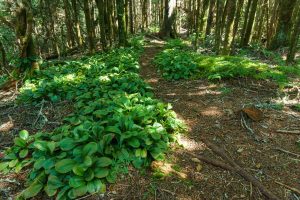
[0,40,299,200]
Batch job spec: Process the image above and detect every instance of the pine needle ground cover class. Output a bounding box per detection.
[0,44,185,199]
[154,39,300,85]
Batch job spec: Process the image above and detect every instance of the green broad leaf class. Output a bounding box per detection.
[68,185,87,199]
[128,138,140,148]
[34,156,46,170]
[44,185,57,197]
[34,140,49,151]
[69,176,85,188]
[93,109,109,118]
[84,169,94,182]
[47,175,64,189]
[150,131,161,140]
[43,158,56,170]
[19,149,29,158]
[9,159,18,168]
[106,171,117,183]
[59,137,76,151]
[14,138,26,148]
[0,162,9,171]
[4,153,17,160]
[135,149,147,158]
[150,148,165,160]
[72,165,85,176]
[82,142,98,156]
[95,157,113,167]
[132,157,143,169]
[94,168,109,178]
[19,130,29,140]
[56,152,67,159]
[55,185,70,200]
[83,156,93,167]
[47,141,56,154]
[105,126,121,134]
[87,179,106,194]
[55,159,76,174]
[21,182,43,199]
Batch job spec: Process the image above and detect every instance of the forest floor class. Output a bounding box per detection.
[0,39,300,200]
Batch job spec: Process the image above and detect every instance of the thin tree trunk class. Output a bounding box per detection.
[116,0,128,46]
[205,0,216,38]
[71,0,83,47]
[230,0,244,54]
[96,0,107,51]
[83,0,95,53]
[240,0,252,46]
[0,40,7,69]
[214,0,225,54]
[286,8,300,64]
[241,0,258,46]
[129,0,134,34]
[222,0,236,55]
[63,0,75,48]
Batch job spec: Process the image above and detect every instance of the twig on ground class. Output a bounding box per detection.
[160,188,176,196]
[195,138,280,200]
[33,99,48,127]
[75,192,99,200]
[275,147,300,158]
[275,181,300,195]
[276,129,300,135]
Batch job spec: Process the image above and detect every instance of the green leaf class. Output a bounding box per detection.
[83,156,93,167]
[72,165,85,176]
[34,140,48,151]
[59,137,76,151]
[47,175,63,189]
[95,157,113,167]
[83,142,98,156]
[34,156,46,170]
[105,126,121,134]
[47,141,56,154]
[87,179,106,193]
[21,183,43,199]
[9,159,18,168]
[94,168,109,178]
[69,176,85,188]
[85,169,94,182]
[19,130,29,140]
[19,149,29,158]
[135,149,147,158]
[55,186,70,200]
[14,138,26,148]
[44,185,57,197]
[55,159,76,174]
[0,162,9,171]
[68,185,87,199]
[128,138,140,148]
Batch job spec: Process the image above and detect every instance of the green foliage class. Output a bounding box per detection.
[0,46,185,199]
[154,48,198,80]
[154,39,300,85]
[256,102,284,111]
[292,104,300,112]
[0,74,8,88]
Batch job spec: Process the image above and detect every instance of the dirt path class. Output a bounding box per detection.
[122,40,300,200]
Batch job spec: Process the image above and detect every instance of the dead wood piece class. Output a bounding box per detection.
[275,181,300,195]
[275,147,300,158]
[200,138,280,200]
[241,107,263,121]
[276,129,300,135]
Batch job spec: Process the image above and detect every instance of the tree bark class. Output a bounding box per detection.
[96,0,107,51]
[83,0,95,53]
[71,0,83,47]
[269,0,297,50]
[160,0,177,38]
[116,0,128,46]
[230,0,244,54]
[205,0,216,38]
[241,0,258,46]
[286,7,300,64]
[222,0,236,55]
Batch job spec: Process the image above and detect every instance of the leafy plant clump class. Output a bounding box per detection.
[0,44,185,199]
[154,39,300,85]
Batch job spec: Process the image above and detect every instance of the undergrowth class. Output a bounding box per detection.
[0,39,185,199]
[154,39,300,85]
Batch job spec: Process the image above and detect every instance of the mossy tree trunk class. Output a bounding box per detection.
[83,0,95,53]
[71,0,83,47]
[269,0,297,50]
[222,0,236,55]
[16,0,39,74]
[214,0,225,54]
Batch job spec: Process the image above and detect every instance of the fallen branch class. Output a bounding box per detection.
[198,138,280,200]
[276,129,300,135]
[275,147,300,158]
[275,181,300,195]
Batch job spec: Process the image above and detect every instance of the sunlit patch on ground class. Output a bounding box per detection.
[200,106,223,117]
[177,135,205,151]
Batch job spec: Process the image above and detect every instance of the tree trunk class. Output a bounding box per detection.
[222,0,236,55]
[199,0,210,36]
[230,0,244,54]
[214,0,225,54]
[269,0,297,50]
[240,0,252,46]
[241,0,258,46]
[142,0,148,31]
[63,0,75,48]
[16,0,39,73]
[194,0,201,49]
[116,0,128,46]
[205,0,216,38]
[71,0,83,47]
[129,0,134,34]
[286,7,300,64]
[161,0,177,38]
[96,0,107,51]
[83,0,95,53]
